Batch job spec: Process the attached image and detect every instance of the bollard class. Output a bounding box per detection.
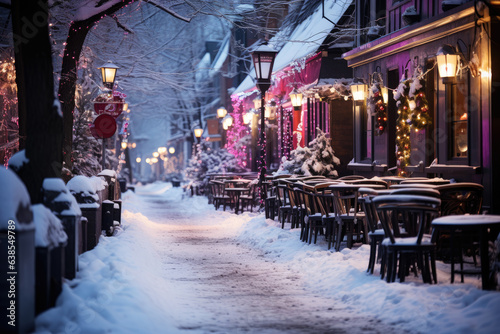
[113,200,122,226]
[79,216,88,254]
[102,200,115,236]
[81,204,101,250]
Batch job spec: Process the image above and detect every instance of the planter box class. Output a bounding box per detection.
[0,229,35,334]
[80,204,101,251]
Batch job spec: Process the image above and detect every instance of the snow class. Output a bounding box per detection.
[0,167,34,230]
[34,183,500,334]
[73,0,123,22]
[32,204,68,248]
[7,149,29,172]
[42,178,67,192]
[67,175,100,203]
[90,175,107,191]
[98,169,117,179]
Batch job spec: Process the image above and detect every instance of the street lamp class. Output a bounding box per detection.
[436,45,459,84]
[158,147,167,154]
[194,127,203,143]
[153,151,159,158]
[351,83,367,101]
[169,147,175,154]
[97,61,119,90]
[289,88,303,110]
[136,157,141,163]
[217,106,227,119]
[251,42,278,196]
[222,114,233,130]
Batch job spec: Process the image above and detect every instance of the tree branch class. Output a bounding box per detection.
[112,14,134,34]
[143,0,192,23]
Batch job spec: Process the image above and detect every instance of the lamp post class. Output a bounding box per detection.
[251,43,278,197]
[97,61,119,170]
[289,88,303,151]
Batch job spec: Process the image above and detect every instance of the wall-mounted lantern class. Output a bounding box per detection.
[351,83,367,101]
[436,45,459,84]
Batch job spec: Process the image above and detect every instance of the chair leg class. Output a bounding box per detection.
[368,238,377,274]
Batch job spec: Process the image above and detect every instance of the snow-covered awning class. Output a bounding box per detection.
[232,0,351,95]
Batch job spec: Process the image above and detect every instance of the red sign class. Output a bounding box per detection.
[90,114,117,139]
[93,102,124,118]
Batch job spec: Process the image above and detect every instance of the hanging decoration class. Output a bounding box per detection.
[394,67,431,176]
[408,73,431,130]
[395,80,411,177]
[368,74,387,135]
[227,95,249,168]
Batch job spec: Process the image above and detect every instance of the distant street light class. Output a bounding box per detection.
[153,151,159,158]
[97,61,119,90]
[194,128,203,143]
[136,157,141,163]
[169,147,175,154]
[217,106,227,119]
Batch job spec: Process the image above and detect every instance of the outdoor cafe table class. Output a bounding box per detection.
[224,179,252,187]
[225,187,248,214]
[431,214,500,290]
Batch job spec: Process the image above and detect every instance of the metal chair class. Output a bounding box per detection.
[373,195,441,283]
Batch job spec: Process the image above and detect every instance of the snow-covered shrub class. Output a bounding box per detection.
[185,142,245,191]
[275,129,340,177]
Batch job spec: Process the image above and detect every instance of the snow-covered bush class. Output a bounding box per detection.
[185,142,245,191]
[275,129,340,177]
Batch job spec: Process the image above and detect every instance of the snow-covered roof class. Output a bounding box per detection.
[0,168,34,230]
[233,0,351,95]
[209,35,230,78]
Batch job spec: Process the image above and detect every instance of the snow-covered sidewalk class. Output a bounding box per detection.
[34,182,500,334]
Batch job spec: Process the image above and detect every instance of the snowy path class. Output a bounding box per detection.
[147,204,398,333]
[35,182,500,334]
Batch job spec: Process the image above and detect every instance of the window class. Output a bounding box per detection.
[450,79,468,158]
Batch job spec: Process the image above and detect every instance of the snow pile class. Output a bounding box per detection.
[67,175,100,203]
[32,204,68,248]
[42,178,82,216]
[0,167,33,230]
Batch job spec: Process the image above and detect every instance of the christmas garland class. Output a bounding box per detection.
[395,81,411,177]
[394,68,431,176]
[368,81,387,135]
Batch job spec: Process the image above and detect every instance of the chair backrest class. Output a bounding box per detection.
[338,175,366,180]
[373,195,441,244]
[390,188,441,198]
[276,184,292,207]
[358,195,379,233]
[294,187,319,216]
[345,179,389,188]
[314,193,336,217]
[330,186,360,218]
[435,182,484,216]
[209,180,226,197]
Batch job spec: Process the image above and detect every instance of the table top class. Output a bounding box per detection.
[400,178,450,185]
[389,183,438,189]
[432,214,500,227]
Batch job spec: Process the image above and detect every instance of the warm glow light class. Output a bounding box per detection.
[436,54,459,78]
[243,112,252,125]
[158,147,167,154]
[169,147,175,154]
[153,151,159,158]
[121,142,127,149]
[151,157,158,163]
[289,88,303,109]
[222,115,233,129]
[253,98,261,110]
[136,157,141,163]
[217,106,227,119]
[123,103,128,111]
[381,87,389,103]
[409,100,416,110]
[351,84,366,101]
[145,158,151,164]
[264,106,271,119]
[98,61,119,89]
[194,128,203,138]
[131,143,136,148]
